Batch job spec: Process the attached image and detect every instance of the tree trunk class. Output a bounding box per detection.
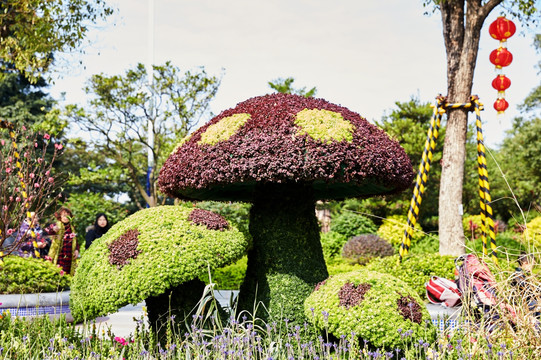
[438,0,498,255]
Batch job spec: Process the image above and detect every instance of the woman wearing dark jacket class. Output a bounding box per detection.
[85,213,110,249]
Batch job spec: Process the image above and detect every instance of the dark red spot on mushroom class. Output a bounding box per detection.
[314,279,327,291]
[188,208,229,231]
[108,229,141,269]
[396,294,423,324]
[338,282,372,309]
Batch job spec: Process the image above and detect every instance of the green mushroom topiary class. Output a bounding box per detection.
[158,93,414,327]
[70,205,248,335]
[304,269,436,350]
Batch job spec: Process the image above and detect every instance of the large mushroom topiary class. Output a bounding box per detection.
[158,93,414,325]
[70,205,248,335]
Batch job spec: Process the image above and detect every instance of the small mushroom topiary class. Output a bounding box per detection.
[70,205,248,334]
[158,93,414,325]
[304,269,436,350]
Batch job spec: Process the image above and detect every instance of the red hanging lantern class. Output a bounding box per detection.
[489,47,513,68]
[491,75,511,91]
[489,17,516,41]
[493,98,509,113]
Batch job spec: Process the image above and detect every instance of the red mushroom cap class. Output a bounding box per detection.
[159,93,414,201]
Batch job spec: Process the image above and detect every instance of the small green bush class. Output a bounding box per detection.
[465,232,526,260]
[305,269,436,350]
[341,234,394,265]
[326,257,363,275]
[364,254,455,298]
[320,231,348,259]
[204,256,247,290]
[525,217,541,248]
[377,215,424,247]
[408,234,439,254]
[330,212,376,239]
[462,214,483,241]
[0,256,70,294]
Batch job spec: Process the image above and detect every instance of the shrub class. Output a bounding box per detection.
[524,217,541,248]
[330,212,376,239]
[365,254,455,298]
[204,256,247,290]
[0,256,70,294]
[305,269,436,350]
[377,214,424,247]
[408,234,439,254]
[341,234,394,265]
[466,232,526,260]
[320,231,348,259]
[462,214,483,240]
[508,210,540,232]
[326,257,363,275]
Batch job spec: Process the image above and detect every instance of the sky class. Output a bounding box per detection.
[49,0,541,148]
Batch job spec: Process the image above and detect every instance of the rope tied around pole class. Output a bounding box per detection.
[399,95,497,263]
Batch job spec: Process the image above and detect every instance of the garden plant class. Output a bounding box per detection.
[158,93,414,326]
[70,205,248,338]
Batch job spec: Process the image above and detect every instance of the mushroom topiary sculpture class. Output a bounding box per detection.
[70,205,248,334]
[304,270,436,349]
[158,93,414,325]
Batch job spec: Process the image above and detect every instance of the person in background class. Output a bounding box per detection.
[48,207,79,275]
[85,213,110,249]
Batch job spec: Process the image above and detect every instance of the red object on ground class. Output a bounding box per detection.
[489,47,513,68]
[488,16,516,41]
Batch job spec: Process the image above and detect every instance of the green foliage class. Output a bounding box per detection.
[377,214,424,247]
[341,234,394,265]
[408,234,439,254]
[198,113,251,146]
[294,109,354,143]
[0,256,70,294]
[489,117,541,224]
[305,269,436,350]
[237,185,328,328]
[70,205,248,322]
[525,217,541,248]
[462,214,483,240]
[196,201,251,236]
[0,0,113,81]
[320,231,348,260]
[65,62,221,208]
[268,77,317,97]
[61,192,130,248]
[202,256,247,290]
[365,254,456,298]
[466,232,526,260]
[326,257,363,275]
[330,211,377,239]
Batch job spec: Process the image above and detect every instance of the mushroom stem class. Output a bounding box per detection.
[146,279,208,343]
[237,183,328,325]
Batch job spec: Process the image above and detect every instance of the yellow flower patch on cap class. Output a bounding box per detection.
[198,113,251,146]
[295,109,354,143]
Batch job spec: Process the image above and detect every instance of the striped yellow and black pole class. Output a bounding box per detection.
[473,98,498,262]
[399,97,444,261]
